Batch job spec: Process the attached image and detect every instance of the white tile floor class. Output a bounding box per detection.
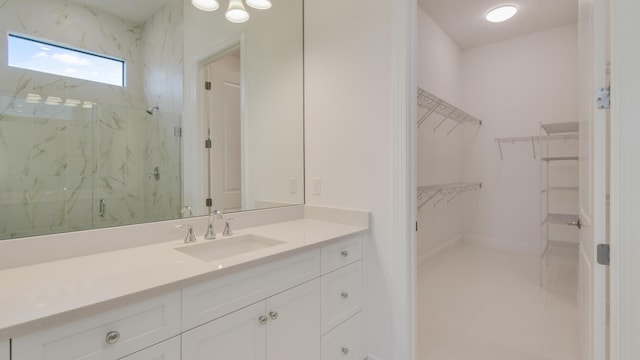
[417,244,581,360]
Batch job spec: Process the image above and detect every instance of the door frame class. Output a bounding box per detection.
[391,0,417,360]
[609,0,640,358]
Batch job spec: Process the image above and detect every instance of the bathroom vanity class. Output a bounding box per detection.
[0,206,367,360]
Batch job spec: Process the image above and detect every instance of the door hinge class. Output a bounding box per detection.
[174,127,182,137]
[205,81,212,91]
[597,87,610,109]
[597,244,610,266]
[416,222,418,232]
[205,198,212,207]
[205,138,212,149]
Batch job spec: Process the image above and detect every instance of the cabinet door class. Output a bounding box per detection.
[0,340,8,360]
[266,279,321,360]
[119,336,180,360]
[182,301,266,360]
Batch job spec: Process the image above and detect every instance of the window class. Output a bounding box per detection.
[8,33,125,87]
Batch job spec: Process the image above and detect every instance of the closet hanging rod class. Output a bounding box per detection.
[416,87,483,133]
[495,134,579,160]
[417,182,482,211]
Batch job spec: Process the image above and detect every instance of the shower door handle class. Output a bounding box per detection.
[99,199,106,218]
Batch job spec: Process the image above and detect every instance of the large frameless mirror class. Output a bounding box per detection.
[0,0,304,240]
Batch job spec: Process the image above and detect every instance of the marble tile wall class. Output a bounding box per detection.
[0,0,184,239]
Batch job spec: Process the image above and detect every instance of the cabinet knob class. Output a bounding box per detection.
[269,311,279,320]
[341,250,349,258]
[259,315,268,325]
[341,346,350,355]
[105,331,120,344]
[341,291,349,299]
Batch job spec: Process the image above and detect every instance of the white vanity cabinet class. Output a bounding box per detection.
[119,336,181,360]
[11,291,181,360]
[7,233,366,360]
[182,279,320,360]
[0,340,9,360]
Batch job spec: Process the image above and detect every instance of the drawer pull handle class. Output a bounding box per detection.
[105,331,120,344]
[341,250,349,258]
[342,346,350,355]
[341,291,349,299]
[269,311,279,320]
[259,315,268,325]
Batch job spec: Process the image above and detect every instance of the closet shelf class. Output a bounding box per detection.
[417,182,482,211]
[542,156,579,162]
[541,122,579,135]
[542,213,579,226]
[417,87,483,133]
[495,134,578,160]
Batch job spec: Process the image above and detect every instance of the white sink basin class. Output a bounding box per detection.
[175,234,285,262]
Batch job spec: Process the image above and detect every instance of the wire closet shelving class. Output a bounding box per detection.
[417,183,482,211]
[417,87,483,134]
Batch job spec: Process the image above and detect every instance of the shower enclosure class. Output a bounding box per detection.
[0,95,182,239]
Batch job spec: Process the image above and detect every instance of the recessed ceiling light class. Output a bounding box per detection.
[486,5,518,23]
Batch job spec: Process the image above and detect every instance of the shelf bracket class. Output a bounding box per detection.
[531,137,536,159]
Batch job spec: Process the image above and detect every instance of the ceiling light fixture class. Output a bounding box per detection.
[192,0,268,23]
[226,0,250,23]
[192,0,220,11]
[246,0,272,10]
[485,5,518,23]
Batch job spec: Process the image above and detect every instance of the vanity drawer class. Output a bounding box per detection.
[321,312,363,360]
[321,261,362,334]
[118,335,180,360]
[321,235,362,275]
[182,248,320,331]
[11,291,181,360]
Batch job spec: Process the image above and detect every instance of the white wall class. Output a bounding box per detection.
[416,8,467,262]
[461,24,579,252]
[304,0,395,357]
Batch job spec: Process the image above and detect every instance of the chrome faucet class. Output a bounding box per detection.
[175,224,196,243]
[205,209,224,240]
[223,217,234,237]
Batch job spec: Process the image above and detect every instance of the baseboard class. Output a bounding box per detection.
[417,235,462,266]
[464,235,539,254]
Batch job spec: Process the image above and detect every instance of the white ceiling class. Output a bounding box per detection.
[72,0,172,25]
[417,0,578,49]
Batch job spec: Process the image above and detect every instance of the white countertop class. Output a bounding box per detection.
[0,218,367,341]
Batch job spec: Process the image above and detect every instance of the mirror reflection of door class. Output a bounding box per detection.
[204,49,242,212]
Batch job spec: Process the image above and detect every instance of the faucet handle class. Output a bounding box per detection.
[223,217,234,237]
[175,224,196,243]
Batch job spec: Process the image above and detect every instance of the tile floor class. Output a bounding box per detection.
[417,244,581,360]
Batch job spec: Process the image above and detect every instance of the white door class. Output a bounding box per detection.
[182,301,266,360]
[577,0,609,358]
[266,279,321,360]
[204,51,242,212]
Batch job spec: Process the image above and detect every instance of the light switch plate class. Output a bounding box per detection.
[312,178,321,196]
[289,178,297,194]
